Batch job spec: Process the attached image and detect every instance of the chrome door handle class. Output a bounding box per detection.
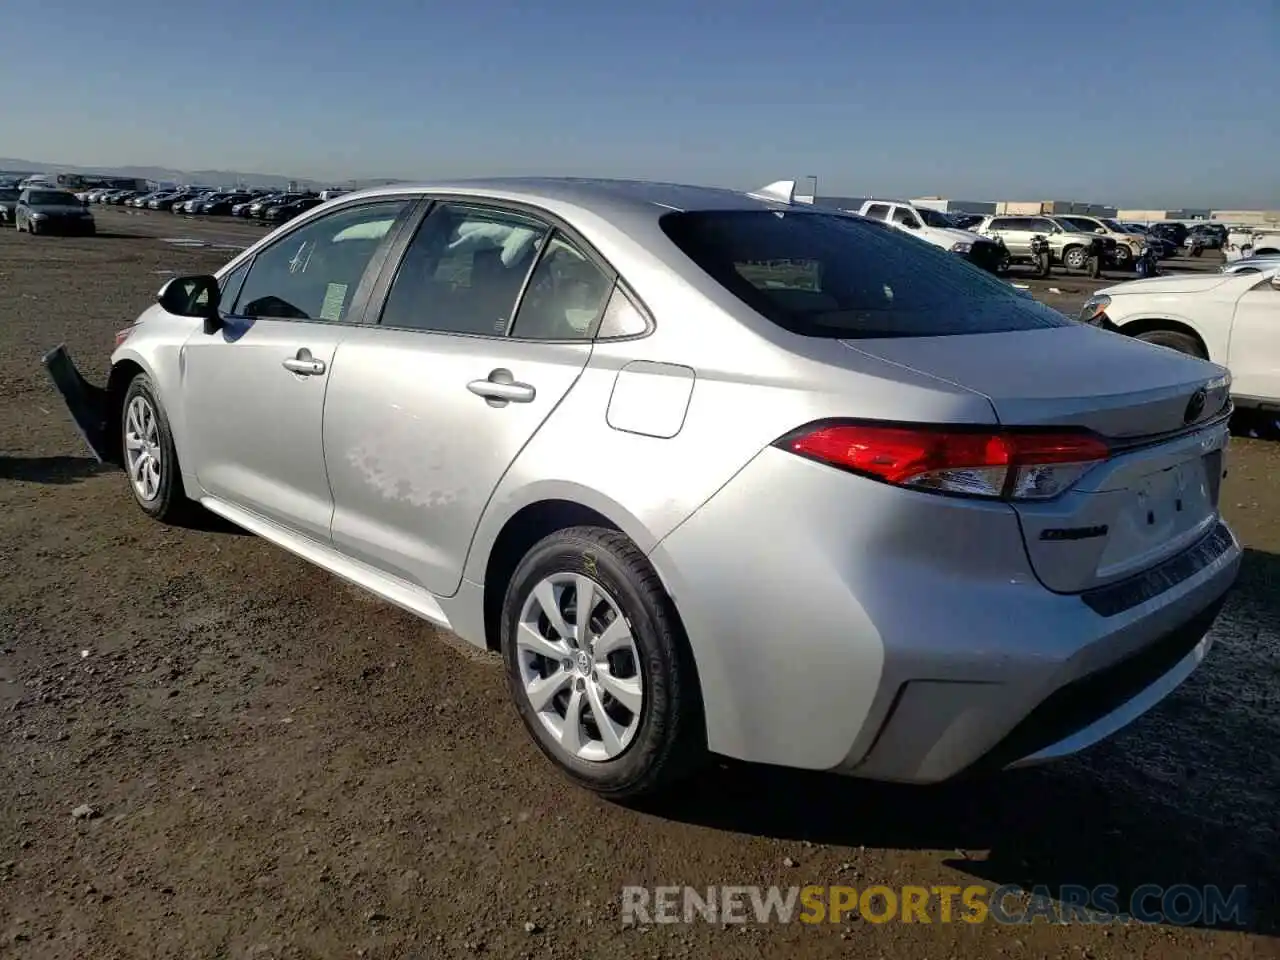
[282,349,325,376]
[467,368,535,404]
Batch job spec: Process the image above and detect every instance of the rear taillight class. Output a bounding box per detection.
[114,325,136,348]
[777,422,1110,501]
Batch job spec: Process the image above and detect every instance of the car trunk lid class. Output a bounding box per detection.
[841,325,1231,592]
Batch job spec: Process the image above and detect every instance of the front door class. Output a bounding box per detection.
[323,201,616,596]
[180,198,415,541]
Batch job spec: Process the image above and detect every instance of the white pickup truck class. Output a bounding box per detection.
[856,200,1003,271]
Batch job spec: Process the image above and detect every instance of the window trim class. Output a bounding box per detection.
[220,196,422,327]
[364,193,653,344]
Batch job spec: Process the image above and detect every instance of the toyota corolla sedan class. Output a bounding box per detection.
[43,178,1240,799]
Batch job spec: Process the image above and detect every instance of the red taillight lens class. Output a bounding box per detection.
[779,422,1110,500]
[114,325,136,347]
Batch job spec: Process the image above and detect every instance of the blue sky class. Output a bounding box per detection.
[4,0,1277,207]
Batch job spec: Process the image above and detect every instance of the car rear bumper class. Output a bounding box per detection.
[649,445,1241,782]
[41,344,115,463]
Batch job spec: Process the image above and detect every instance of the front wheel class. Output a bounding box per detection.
[27,218,38,235]
[1135,329,1206,359]
[1034,251,1052,278]
[1063,246,1088,271]
[501,526,705,800]
[121,374,198,523]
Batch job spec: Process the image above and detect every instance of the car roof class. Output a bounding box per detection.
[338,177,804,224]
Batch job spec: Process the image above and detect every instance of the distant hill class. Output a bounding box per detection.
[0,157,403,191]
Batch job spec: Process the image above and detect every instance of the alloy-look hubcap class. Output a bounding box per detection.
[124,395,162,502]
[516,572,644,762]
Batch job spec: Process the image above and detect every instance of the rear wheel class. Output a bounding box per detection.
[501,526,704,799]
[1134,329,1206,359]
[27,218,38,236]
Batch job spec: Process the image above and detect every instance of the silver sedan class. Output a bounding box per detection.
[44,178,1241,798]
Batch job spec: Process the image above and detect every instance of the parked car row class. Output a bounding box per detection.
[81,186,350,225]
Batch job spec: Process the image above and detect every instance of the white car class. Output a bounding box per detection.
[856,200,1004,271]
[1224,228,1280,263]
[1080,267,1280,409]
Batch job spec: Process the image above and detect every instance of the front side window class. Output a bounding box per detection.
[231,200,409,321]
[379,203,550,335]
[891,207,922,229]
[863,203,891,220]
[1031,218,1059,233]
[660,210,1071,339]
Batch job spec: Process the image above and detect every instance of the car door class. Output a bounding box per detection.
[890,205,922,233]
[991,217,1031,256]
[1227,274,1280,403]
[322,200,615,597]
[178,198,416,541]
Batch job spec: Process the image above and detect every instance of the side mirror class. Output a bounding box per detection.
[1095,228,1106,234]
[158,275,222,334]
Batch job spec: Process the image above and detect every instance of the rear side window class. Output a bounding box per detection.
[863,203,891,220]
[660,210,1071,339]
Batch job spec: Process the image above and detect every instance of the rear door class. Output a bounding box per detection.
[991,217,1033,256]
[322,200,614,596]
[179,198,416,541]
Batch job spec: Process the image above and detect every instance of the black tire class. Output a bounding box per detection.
[27,218,38,235]
[1063,245,1086,271]
[1135,329,1206,359]
[120,373,199,524]
[1088,254,1102,279]
[1113,245,1132,266]
[501,526,705,799]
[1035,251,1052,278]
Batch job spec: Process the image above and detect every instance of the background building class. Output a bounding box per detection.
[997,200,1118,216]
[910,196,996,214]
[1211,209,1280,226]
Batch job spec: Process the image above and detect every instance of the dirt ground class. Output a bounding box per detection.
[1,210,1277,960]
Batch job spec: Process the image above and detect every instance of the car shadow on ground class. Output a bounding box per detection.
[0,455,108,484]
[642,549,1280,937]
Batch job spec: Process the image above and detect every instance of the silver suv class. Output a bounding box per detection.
[975,214,1106,272]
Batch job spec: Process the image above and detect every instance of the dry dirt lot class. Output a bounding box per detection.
[1,209,1277,960]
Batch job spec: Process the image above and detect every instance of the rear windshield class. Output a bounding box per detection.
[660,210,1072,338]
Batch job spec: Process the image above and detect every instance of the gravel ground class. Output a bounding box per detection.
[1,209,1277,960]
